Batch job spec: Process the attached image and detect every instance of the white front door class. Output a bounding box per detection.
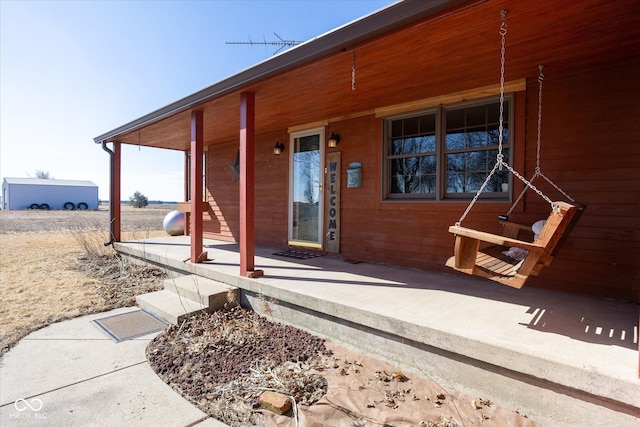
[289,127,324,248]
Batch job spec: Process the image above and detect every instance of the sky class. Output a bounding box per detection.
[0,0,395,202]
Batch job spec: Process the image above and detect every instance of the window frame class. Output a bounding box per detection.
[382,94,514,202]
[383,107,440,200]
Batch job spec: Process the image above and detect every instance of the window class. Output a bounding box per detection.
[383,96,512,200]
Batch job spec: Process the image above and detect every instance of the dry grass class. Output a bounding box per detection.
[0,205,173,355]
[0,232,102,352]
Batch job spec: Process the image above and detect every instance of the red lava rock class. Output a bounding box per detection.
[147,307,328,404]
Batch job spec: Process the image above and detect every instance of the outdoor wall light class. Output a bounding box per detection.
[328,132,341,148]
[273,141,285,156]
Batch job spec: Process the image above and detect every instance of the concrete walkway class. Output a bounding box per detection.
[0,307,225,427]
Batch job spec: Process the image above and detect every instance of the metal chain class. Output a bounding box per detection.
[507,185,528,216]
[457,12,563,226]
[534,64,574,203]
[508,66,546,215]
[505,163,554,206]
[456,162,500,227]
[536,65,543,172]
[506,65,574,215]
[497,10,507,167]
[352,51,356,91]
[456,10,508,226]
[539,171,575,202]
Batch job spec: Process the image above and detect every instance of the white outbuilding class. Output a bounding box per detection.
[1,177,99,210]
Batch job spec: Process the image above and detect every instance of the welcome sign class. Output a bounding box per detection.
[326,152,340,253]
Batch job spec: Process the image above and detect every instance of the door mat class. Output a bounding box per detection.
[273,251,322,260]
[92,310,166,343]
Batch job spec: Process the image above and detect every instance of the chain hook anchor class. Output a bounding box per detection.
[499,10,508,35]
[538,64,544,82]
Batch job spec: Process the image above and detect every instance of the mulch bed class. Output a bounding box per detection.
[147,306,330,425]
[146,306,539,427]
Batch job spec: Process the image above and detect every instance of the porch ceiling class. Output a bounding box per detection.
[97,0,640,152]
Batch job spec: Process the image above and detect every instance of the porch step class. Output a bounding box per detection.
[163,275,237,309]
[136,275,238,324]
[136,290,207,325]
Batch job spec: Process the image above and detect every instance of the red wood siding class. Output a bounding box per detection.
[204,133,290,247]
[196,0,639,303]
[202,59,639,303]
[330,61,640,303]
[254,131,289,248]
[204,142,238,242]
[517,62,640,301]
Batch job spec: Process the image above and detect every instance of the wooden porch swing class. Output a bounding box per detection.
[445,11,584,289]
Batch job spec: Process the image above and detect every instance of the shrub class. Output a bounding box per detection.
[129,191,149,208]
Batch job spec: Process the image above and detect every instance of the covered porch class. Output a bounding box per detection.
[115,236,639,427]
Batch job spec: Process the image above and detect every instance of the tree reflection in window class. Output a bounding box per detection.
[292,134,320,242]
[445,101,509,194]
[293,135,320,203]
[388,114,437,195]
[384,97,511,199]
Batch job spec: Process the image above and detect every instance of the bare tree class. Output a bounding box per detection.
[34,170,52,179]
[296,150,319,204]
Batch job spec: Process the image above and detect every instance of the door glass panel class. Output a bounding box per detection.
[291,134,321,244]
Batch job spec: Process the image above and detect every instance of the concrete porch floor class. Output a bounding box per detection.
[115,236,640,426]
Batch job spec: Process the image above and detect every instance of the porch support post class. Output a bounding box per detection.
[239,92,263,278]
[184,151,190,202]
[190,111,205,263]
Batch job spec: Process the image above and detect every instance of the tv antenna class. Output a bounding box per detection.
[226,32,304,55]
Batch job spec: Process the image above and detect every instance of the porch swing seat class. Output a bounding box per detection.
[446,201,582,288]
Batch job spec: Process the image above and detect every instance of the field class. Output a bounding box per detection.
[0,205,173,354]
[0,203,174,233]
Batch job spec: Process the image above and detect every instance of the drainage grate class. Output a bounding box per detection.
[92,310,166,343]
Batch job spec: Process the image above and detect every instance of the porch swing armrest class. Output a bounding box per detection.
[448,226,545,252]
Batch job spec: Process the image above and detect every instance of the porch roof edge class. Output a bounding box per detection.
[93,0,469,145]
